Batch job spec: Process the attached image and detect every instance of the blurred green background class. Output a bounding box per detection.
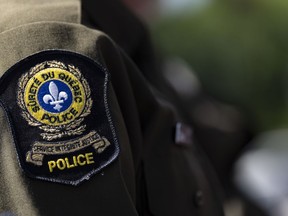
[152,0,288,132]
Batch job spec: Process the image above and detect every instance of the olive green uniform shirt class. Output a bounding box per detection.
[0,1,224,215]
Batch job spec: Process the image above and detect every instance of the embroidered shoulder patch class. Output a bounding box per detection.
[0,50,119,185]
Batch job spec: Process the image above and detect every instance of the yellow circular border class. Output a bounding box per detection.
[24,68,86,126]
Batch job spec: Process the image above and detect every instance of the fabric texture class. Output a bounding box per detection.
[0,21,139,215]
[0,0,80,33]
[0,1,226,216]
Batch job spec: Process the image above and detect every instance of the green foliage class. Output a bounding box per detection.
[153,0,288,131]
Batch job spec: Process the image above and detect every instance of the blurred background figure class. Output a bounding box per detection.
[123,0,288,216]
[235,129,288,216]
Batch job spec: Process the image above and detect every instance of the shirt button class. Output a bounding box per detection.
[194,190,204,207]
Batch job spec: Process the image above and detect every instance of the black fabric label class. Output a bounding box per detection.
[0,50,119,185]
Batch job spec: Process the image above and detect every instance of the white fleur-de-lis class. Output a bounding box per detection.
[43,81,68,111]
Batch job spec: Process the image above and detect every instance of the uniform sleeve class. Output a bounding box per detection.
[0,1,225,216]
[0,7,138,216]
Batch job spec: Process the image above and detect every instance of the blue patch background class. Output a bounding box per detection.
[38,80,73,113]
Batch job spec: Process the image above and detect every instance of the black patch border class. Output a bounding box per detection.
[0,49,120,186]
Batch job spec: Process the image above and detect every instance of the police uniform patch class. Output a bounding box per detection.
[0,50,119,185]
[18,60,92,141]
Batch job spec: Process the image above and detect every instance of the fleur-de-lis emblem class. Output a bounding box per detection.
[43,81,68,111]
